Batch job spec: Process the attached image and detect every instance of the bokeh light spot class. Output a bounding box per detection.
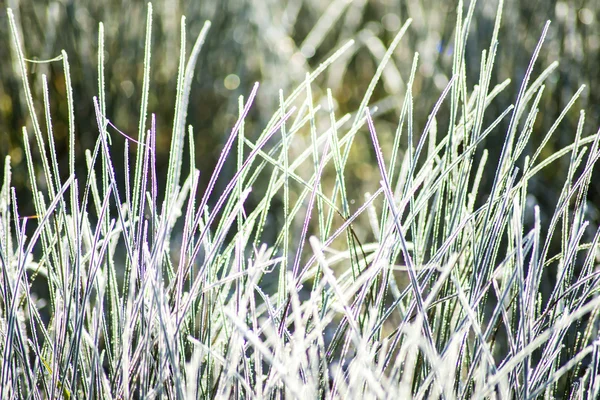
[579,8,594,25]
[224,74,240,90]
[382,13,400,32]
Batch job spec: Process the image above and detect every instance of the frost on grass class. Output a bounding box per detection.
[2,1,600,399]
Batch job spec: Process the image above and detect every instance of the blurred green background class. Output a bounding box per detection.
[1,0,599,234]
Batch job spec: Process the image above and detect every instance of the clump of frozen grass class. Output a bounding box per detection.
[2,0,600,398]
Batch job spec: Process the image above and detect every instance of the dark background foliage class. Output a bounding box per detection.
[1,0,599,229]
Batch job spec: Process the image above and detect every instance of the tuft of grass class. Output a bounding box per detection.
[2,1,600,398]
